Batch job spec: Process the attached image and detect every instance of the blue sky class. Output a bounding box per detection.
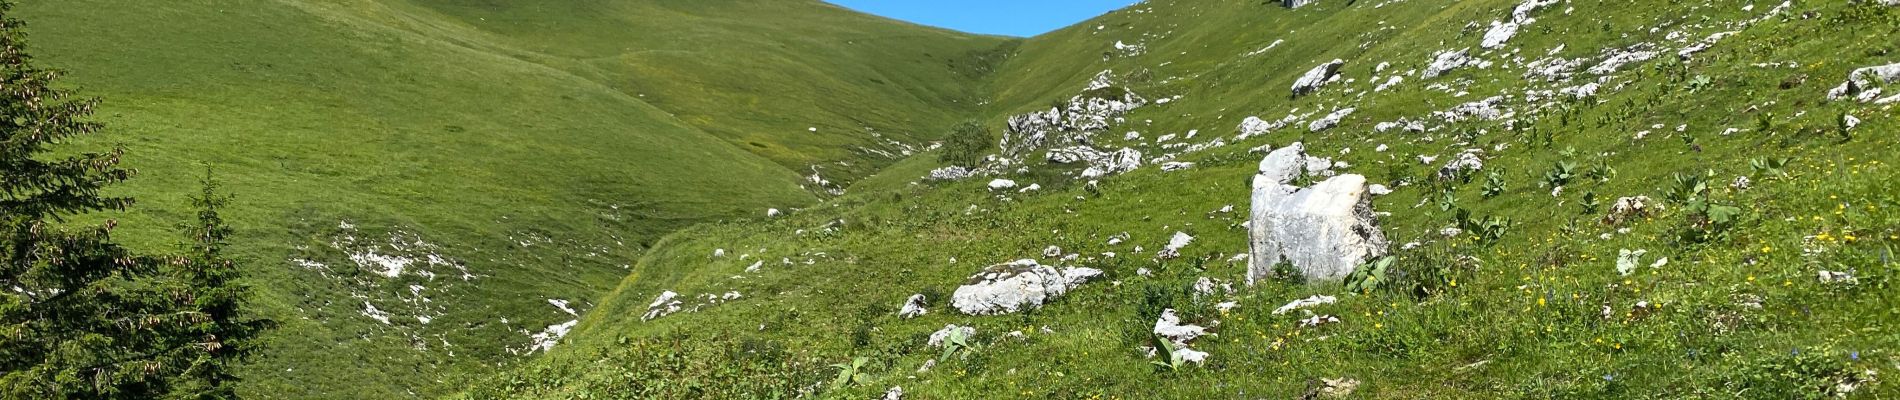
[823,1,1137,37]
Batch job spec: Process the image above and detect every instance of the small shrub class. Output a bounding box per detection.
[1481,172,1507,198]
[939,121,992,167]
[1543,161,1578,188]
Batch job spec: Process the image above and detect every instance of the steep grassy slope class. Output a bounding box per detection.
[16,0,1008,397]
[472,0,1900,398]
[396,0,1016,185]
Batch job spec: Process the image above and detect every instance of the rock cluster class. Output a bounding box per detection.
[952,260,1103,315]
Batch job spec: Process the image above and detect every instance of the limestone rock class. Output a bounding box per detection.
[899,294,928,319]
[1308,108,1356,132]
[1248,144,1389,284]
[1080,147,1143,178]
[952,260,1103,315]
[1292,59,1345,97]
[1481,21,1519,49]
[1423,49,1471,79]
[927,166,974,181]
[927,324,975,347]
[1828,63,1900,103]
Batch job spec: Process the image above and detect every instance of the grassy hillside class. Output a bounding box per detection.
[15,0,1009,397]
[471,0,1900,398]
[396,0,1017,185]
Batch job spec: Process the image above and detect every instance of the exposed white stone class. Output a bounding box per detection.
[1827,63,1900,103]
[642,290,683,321]
[1606,196,1661,224]
[899,294,928,319]
[1308,108,1356,132]
[1158,231,1195,259]
[1293,59,1345,97]
[1080,148,1144,179]
[1433,96,1509,123]
[952,260,1104,315]
[525,319,578,353]
[1272,295,1338,315]
[1437,149,1485,180]
[1249,144,1389,284]
[1481,21,1519,49]
[927,324,975,347]
[1152,308,1210,364]
[1590,45,1660,75]
[987,179,1019,190]
[927,166,975,181]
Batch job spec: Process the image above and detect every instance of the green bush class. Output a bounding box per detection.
[939,120,993,167]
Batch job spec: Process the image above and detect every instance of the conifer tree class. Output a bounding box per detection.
[0,2,265,397]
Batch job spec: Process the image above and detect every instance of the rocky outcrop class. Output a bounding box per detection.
[1248,144,1389,284]
[1308,108,1355,132]
[1827,62,1900,103]
[1080,148,1143,179]
[1001,71,1147,156]
[1292,59,1344,97]
[952,260,1104,315]
[1481,21,1519,49]
[1423,49,1471,79]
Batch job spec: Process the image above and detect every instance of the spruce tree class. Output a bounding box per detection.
[163,170,268,400]
[0,2,265,398]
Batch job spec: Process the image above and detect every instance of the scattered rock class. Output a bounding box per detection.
[1272,295,1338,315]
[1827,63,1900,103]
[899,294,929,318]
[1158,231,1195,259]
[1605,196,1660,224]
[1436,149,1484,180]
[1317,377,1361,398]
[927,324,975,347]
[952,260,1103,315]
[1152,308,1210,364]
[642,290,682,321]
[1308,108,1356,132]
[1425,49,1477,80]
[927,166,974,181]
[1819,270,1859,285]
[988,179,1019,190]
[1481,21,1519,49]
[1081,148,1144,178]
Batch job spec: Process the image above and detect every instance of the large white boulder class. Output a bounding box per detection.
[952,260,1103,315]
[1248,144,1389,284]
[1292,59,1345,97]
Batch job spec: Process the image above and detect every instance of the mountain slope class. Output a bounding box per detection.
[15,0,1009,397]
[470,0,1900,398]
